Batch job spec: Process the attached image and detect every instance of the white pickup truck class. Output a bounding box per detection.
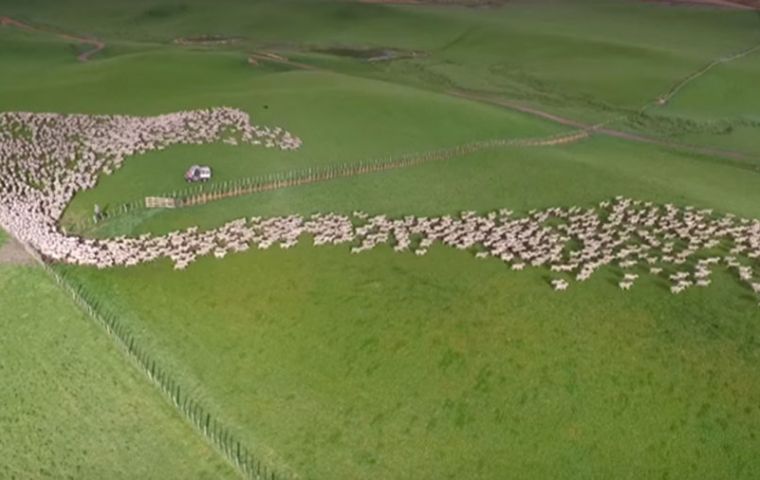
[184,165,212,183]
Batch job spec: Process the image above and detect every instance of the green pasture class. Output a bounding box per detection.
[61,238,760,480]
[3,0,760,479]
[663,51,760,120]
[63,134,760,479]
[54,64,564,230]
[3,0,759,126]
[0,262,236,479]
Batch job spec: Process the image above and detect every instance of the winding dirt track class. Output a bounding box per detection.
[449,91,754,163]
[247,51,319,71]
[647,42,760,109]
[3,12,756,166]
[238,32,757,164]
[0,16,104,61]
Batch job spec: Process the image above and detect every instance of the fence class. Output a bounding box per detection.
[109,130,587,220]
[17,240,287,480]
[88,197,146,226]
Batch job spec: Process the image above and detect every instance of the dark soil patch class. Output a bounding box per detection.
[138,3,190,20]
[174,35,244,46]
[312,46,424,62]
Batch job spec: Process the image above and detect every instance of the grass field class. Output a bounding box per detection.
[58,134,760,479]
[61,237,760,479]
[3,0,760,478]
[0,261,236,479]
[56,67,564,231]
[663,51,760,119]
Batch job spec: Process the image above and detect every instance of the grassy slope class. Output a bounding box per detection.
[422,2,753,105]
[63,239,760,480]
[0,25,563,231]
[48,60,563,229]
[63,136,760,479]
[0,263,236,480]
[4,0,758,148]
[3,1,760,479]
[664,52,760,119]
[0,0,471,47]
[5,0,758,115]
[352,1,760,122]
[657,52,760,155]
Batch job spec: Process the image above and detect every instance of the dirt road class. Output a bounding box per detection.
[450,90,754,163]
[0,16,104,61]
[247,51,320,71]
[647,42,760,110]
[3,13,754,164]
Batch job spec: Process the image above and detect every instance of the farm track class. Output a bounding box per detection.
[241,42,757,164]
[3,9,760,480]
[449,90,755,163]
[0,16,104,61]
[247,52,320,70]
[2,7,759,480]
[647,41,760,109]
[3,15,751,166]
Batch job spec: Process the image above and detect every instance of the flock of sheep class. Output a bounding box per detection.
[0,107,300,265]
[1,107,759,302]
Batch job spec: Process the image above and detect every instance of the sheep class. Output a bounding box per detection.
[2,112,760,306]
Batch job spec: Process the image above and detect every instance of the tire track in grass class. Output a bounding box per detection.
[0,16,104,61]
[450,90,755,162]
[175,18,759,162]
[645,41,760,110]
[247,51,321,71]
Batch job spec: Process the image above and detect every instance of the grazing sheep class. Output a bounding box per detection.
[551,279,569,291]
[1,110,760,304]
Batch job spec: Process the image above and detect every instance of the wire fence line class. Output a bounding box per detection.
[16,239,289,480]
[94,130,588,224]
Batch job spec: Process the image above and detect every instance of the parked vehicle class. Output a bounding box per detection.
[185,165,212,182]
